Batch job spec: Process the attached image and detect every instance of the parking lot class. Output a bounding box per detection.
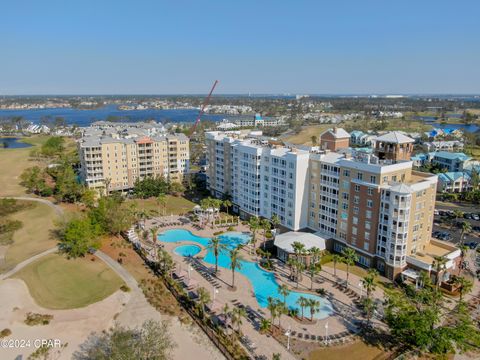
[432,208,480,247]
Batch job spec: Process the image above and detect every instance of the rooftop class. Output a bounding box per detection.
[375,131,415,144]
[274,231,327,253]
[432,151,471,161]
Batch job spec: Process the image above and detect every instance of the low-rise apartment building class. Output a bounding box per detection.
[78,123,189,193]
[206,129,459,280]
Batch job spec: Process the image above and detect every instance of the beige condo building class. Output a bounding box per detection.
[206,129,460,281]
[78,124,189,193]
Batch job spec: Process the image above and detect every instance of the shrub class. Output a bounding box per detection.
[0,328,11,338]
[24,312,53,326]
[227,226,235,231]
[120,285,131,292]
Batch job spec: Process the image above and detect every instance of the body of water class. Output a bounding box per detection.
[158,229,333,319]
[0,105,231,127]
[0,137,32,149]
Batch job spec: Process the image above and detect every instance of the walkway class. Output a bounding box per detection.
[0,196,65,218]
[0,247,58,280]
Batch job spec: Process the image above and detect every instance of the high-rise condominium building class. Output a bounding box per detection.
[78,123,189,193]
[206,129,458,280]
[206,131,309,230]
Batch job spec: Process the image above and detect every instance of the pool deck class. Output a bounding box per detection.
[142,216,385,359]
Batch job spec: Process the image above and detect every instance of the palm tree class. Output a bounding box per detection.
[294,260,305,288]
[197,287,211,318]
[267,297,277,324]
[231,307,247,335]
[458,244,469,275]
[278,284,290,306]
[156,194,167,216]
[259,318,271,333]
[291,241,306,259]
[361,272,377,299]
[308,299,320,321]
[286,257,296,281]
[454,276,473,303]
[433,255,448,289]
[248,216,260,254]
[276,303,287,328]
[296,296,308,319]
[149,226,158,244]
[308,262,321,290]
[309,246,322,265]
[342,248,359,288]
[362,297,376,326]
[460,221,472,244]
[271,214,281,237]
[223,199,232,215]
[311,135,318,146]
[229,246,243,289]
[332,254,342,277]
[207,235,227,274]
[260,218,271,249]
[453,210,464,229]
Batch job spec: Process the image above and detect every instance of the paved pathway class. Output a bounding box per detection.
[1,196,65,218]
[0,247,58,280]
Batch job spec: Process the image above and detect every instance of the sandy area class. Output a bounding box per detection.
[0,278,224,360]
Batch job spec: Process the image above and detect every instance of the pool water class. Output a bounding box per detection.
[158,229,333,319]
[174,244,202,257]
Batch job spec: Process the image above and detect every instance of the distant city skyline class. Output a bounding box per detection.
[1,0,479,95]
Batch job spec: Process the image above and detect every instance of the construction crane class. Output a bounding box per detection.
[188,80,219,137]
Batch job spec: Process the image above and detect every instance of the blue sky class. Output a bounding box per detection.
[1,0,479,94]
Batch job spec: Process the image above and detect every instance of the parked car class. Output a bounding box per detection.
[465,241,478,250]
[472,214,480,221]
[434,209,440,216]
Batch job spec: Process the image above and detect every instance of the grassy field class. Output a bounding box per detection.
[283,119,432,146]
[283,124,333,145]
[0,136,48,196]
[130,195,196,216]
[0,135,77,197]
[308,340,388,360]
[0,201,58,273]
[12,253,124,309]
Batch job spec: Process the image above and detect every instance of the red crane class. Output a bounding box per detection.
[189,80,219,137]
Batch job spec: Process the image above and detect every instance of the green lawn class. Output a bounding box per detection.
[323,261,390,290]
[283,124,332,145]
[0,201,58,273]
[0,135,76,197]
[12,253,124,309]
[130,195,196,216]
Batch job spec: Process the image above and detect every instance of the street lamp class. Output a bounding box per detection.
[324,322,329,345]
[213,287,219,301]
[188,266,193,279]
[284,326,291,351]
[358,281,363,298]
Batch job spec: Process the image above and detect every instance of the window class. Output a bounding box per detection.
[343,169,350,177]
[366,210,372,219]
[352,226,357,235]
[355,184,360,192]
[367,200,373,208]
[365,232,370,240]
[357,172,363,180]
[370,175,376,183]
[367,188,374,196]
[353,217,358,225]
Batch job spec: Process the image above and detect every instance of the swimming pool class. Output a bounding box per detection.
[173,244,202,257]
[158,229,333,319]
